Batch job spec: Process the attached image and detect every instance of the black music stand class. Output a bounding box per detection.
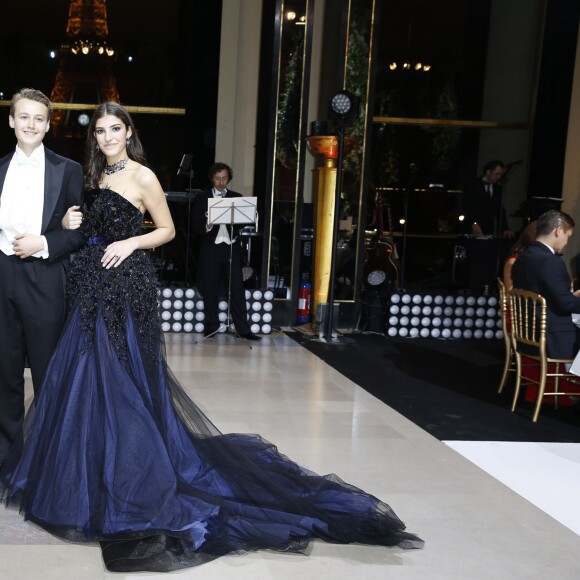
[205,197,258,338]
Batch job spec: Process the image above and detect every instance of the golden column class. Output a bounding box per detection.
[306,135,354,322]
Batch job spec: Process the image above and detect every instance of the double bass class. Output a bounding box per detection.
[364,191,400,289]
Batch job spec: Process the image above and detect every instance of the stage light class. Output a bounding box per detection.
[366,269,386,286]
[195,323,204,333]
[195,311,205,321]
[185,300,194,310]
[173,311,183,321]
[391,293,401,303]
[263,313,272,323]
[185,289,195,298]
[262,324,272,333]
[328,90,359,127]
[389,62,397,70]
[162,322,170,332]
[172,323,182,332]
[411,305,421,315]
[390,304,400,314]
[162,288,172,298]
[174,288,184,298]
[218,312,227,322]
[286,10,297,21]
[401,305,410,315]
[184,311,194,321]
[162,299,171,309]
[218,300,228,310]
[412,294,422,304]
[196,300,205,310]
[388,327,398,337]
[173,300,183,310]
[161,311,171,321]
[183,323,193,333]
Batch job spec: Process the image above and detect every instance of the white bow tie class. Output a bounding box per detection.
[15,154,41,168]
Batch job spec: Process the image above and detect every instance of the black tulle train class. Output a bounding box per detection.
[0,190,423,572]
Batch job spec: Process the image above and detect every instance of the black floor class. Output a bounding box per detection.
[286,332,580,442]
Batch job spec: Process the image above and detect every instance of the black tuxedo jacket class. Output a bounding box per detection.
[512,241,580,359]
[0,148,85,261]
[463,177,507,236]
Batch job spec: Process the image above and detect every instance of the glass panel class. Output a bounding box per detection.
[268,0,309,297]
[335,0,376,301]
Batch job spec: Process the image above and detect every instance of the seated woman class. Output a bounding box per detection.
[503,220,537,291]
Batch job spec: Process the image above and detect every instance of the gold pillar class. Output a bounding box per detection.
[306,136,354,321]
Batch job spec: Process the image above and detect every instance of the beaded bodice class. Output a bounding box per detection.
[67,189,159,359]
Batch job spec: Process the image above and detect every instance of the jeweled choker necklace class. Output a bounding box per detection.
[103,158,128,175]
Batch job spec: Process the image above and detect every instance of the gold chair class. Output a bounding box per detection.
[509,288,578,422]
[497,278,516,394]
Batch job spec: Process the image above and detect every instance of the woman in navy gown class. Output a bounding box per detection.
[0,102,423,572]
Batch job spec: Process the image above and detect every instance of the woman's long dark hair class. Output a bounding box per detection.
[510,220,538,256]
[84,102,147,189]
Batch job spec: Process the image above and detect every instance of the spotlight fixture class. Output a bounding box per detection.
[286,10,297,21]
[328,90,359,127]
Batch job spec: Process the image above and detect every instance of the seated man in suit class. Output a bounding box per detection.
[511,209,580,359]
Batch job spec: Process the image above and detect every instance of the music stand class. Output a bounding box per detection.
[205,197,258,338]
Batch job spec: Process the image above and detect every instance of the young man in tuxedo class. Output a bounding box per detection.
[512,209,580,359]
[0,88,85,463]
[192,162,260,340]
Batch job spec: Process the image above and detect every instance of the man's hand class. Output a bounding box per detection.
[13,233,44,258]
[62,205,83,230]
[502,229,515,239]
[471,223,484,237]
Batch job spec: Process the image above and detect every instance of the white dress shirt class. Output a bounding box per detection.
[0,144,49,258]
[212,188,233,245]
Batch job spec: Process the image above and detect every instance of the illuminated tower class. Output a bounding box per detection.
[50,0,120,133]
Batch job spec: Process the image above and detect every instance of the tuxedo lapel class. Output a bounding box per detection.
[0,153,14,197]
[42,149,65,232]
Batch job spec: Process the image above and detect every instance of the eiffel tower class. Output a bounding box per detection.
[50,0,120,135]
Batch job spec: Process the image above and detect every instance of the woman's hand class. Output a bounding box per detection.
[62,206,83,230]
[102,239,139,269]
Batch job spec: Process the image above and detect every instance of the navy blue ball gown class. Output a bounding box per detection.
[0,189,423,572]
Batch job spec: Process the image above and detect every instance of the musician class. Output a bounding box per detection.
[191,162,260,340]
[460,160,514,292]
[463,160,514,239]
